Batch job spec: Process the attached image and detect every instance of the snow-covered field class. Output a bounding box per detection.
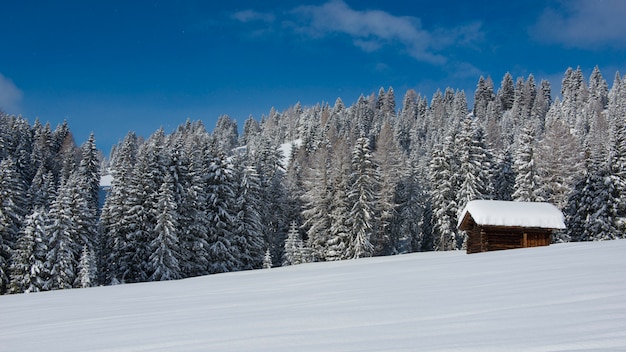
[2,240,626,351]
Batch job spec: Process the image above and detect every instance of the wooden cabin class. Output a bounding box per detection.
[458,200,566,254]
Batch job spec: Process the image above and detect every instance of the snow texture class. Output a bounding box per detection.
[458,199,566,229]
[1,240,625,351]
[99,174,113,187]
[278,138,301,169]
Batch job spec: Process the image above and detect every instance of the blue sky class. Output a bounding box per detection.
[1,0,626,153]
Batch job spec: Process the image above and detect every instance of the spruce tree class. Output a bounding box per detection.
[206,154,239,274]
[45,182,77,290]
[233,160,266,270]
[0,157,27,293]
[347,135,377,258]
[283,221,305,266]
[262,249,273,269]
[455,115,492,212]
[78,245,97,288]
[428,138,459,251]
[512,124,543,202]
[149,173,182,281]
[9,208,48,293]
[100,132,138,284]
[302,145,332,261]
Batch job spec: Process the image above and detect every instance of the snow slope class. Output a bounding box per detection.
[1,240,626,351]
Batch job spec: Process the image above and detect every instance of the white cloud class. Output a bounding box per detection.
[532,0,626,48]
[231,10,275,24]
[0,73,23,114]
[290,0,446,64]
[232,1,483,66]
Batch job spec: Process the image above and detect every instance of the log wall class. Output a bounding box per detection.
[465,225,552,254]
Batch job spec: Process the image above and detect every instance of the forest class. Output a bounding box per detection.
[0,65,625,294]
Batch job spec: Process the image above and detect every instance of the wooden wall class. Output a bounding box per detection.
[465,225,552,254]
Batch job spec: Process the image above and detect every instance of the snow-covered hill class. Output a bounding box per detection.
[2,240,626,351]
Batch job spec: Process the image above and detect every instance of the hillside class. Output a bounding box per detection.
[1,240,625,351]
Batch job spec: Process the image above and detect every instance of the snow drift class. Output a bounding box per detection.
[1,240,625,351]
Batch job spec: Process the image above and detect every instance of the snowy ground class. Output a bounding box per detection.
[2,240,626,351]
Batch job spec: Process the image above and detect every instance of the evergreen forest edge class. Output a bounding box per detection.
[1,65,625,294]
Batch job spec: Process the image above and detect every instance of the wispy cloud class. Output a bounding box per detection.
[0,73,23,114]
[531,0,626,49]
[231,10,275,24]
[231,0,483,66]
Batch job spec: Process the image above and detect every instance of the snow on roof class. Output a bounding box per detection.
[458,200,566,230]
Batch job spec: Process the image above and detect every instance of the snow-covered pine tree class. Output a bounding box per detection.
[124,129,168,283]
[78,245,97,288]
[347,134,377,258]
[608,73,626,230]
[536,117,582,209]
[428,138,459,251]
[254,137,289,265]
[0,158,26,293]
[233,159,266,270]
[206,154,239,274]
[181,144,211,277]
[100,132,138,284]
[77,133,101,211]
[473,76,495,121]
[492,149,515,201]
[455,114,492,213]
[9,208,48,293]
[167,133,196,278]
[302,142,332,261]
[45,182,77,290]
[567,145,621,241]
[283,221,305,266]
[512,124,543,202]
[372,120,404,256]
[394,161,427,253]
[326,140,352,260]
[212,115,239,154]
[561,67,589,138]
[262,249,273,269]
[149,173,182,281]
[498,72,515,112]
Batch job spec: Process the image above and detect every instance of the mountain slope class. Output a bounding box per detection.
[1,240,626,351]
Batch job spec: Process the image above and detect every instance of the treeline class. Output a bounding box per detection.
[1,66,625,294]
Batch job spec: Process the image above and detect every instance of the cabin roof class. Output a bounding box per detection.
[458,200,566,230]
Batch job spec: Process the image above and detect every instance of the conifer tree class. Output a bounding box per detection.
[302,144,333,261]
[456,115,492,211]
[347,135,377,258]
[45,182,77,290]
[428,138,459,251]
[536,118,582,209]
[283,221,305,266]
[0,158,27,293]
[326,140,352,260]
[206,154,239,274]
[100,132,138,284]
[512,125,542,202]
[492,149,515,201]
[9,208,47,293]
[149,173,182,281]
[394,162,427,253]
[78,245,97,288]
[566,147,622,241]
[254,137,289,265]
[263,249,273,269]
[77,133,101,211]
[234,160,267,270]
[182,145,211,277]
